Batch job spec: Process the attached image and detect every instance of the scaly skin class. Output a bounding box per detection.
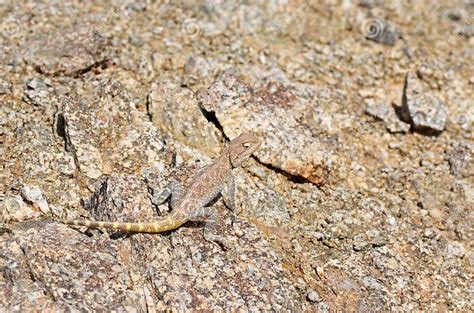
[61,132,262,233]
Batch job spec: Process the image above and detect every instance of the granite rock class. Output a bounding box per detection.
[22,26,109,76]
[1,176,303,311]
[147,81,221,155]
[400,73,449,135]
[62,80,165,184]
[199,71,332,186]
[365,101,410,133]
[1,1,473,311]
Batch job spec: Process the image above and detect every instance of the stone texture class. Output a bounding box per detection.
[1,196,41,223]
[147,81,222,155]
[199,71,332,186]
[0,176,302,311]
[447,140,473,178]
[62,79,165,184]
[0,77,12,94]
[365,101,410,133]
[1,1,472,311]
[400,73,449,135]
[22,26,109,76]
[457,25,474,37]
[20,185,50,215]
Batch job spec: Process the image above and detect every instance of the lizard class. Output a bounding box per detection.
[60,132,262,234]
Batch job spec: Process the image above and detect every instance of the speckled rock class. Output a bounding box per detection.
[400,73,448,134]
[62,80,164,183]
[447,140,473,178]
[457,25,474,37]
[236,171,290,226]
[23,77,51,107]
[0,233,67,311]
[147,81,222,155]
[0,77,12,94]
[22,26,109,76]
[1,0,473,311]
[1,176,303,311]
[199,71,331,186]
[365,101,410,133]
[20,185,50,215]
[1,195,41,223]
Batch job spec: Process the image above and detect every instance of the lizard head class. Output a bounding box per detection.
[227,132,262,168]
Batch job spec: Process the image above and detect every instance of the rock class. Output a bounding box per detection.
[400,73,448,135]
[416,61,448,90]
[182,56,217,88]
[62,80,165,183]
[1,1,473,311]
[128,33,144,47]
[23,77,51,107]
[365,101,410,133]
[457,25,474,37]
[239,179,290,226]
[1,195,41,222]
[199,71,332,186]
[353,235,369,251]
[0,77,12,94]
[447,140,473,178]
[147,82,222,155]
[22,26,109,76]
[306,288,320,302]
[20,185,50,215]
[0,176,303,311]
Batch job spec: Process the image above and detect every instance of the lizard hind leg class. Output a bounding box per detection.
[151,180,182,210]
[189,207,230,251]
[168,180,182,209]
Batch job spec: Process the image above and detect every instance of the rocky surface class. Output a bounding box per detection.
[199,70,333,186]
[1,0,473,311]
[365,101,410,133]
[400,72,449,135]
[22,26,109,77]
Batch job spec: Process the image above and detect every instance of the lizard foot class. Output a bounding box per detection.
[203,228,231,251]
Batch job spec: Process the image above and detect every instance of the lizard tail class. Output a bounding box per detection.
[60,216,187,233]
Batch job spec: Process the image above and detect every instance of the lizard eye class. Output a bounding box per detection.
[243,142,252,150]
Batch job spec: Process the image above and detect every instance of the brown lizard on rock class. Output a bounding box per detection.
[61,132,261,235]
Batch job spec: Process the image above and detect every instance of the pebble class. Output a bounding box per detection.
[0,77,12,94]
[20,185,50,214]
[353,235,369,251]
[400,73,448,134]
[457,25,474,37]
[306,289,320,302]
[365,102,410,133]
[1,195,41,222]
[368,20,400,46]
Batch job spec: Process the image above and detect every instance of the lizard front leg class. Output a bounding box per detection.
[221,175,239,214]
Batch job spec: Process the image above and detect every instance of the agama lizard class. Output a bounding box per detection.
[61,132,261,234]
